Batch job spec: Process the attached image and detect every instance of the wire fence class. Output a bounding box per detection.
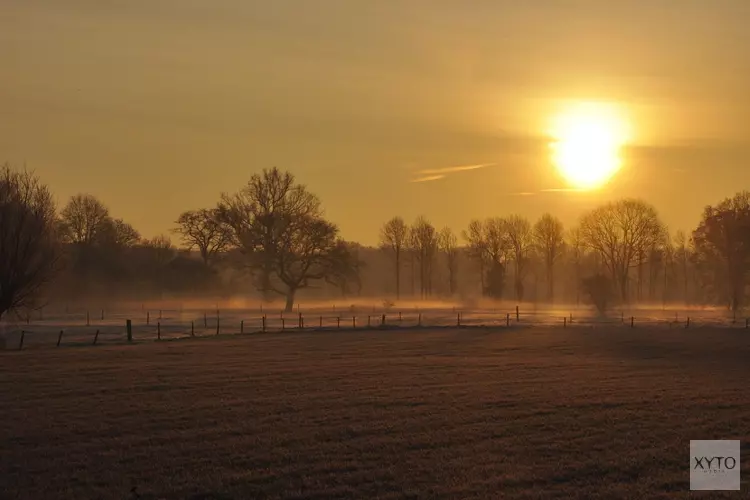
[1,304,748,351]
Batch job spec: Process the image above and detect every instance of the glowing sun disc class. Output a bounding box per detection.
[549,102,630,190]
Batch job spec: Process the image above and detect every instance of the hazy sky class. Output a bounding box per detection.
[3,1,749,245]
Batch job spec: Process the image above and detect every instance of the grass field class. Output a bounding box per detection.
[1,326,749,499]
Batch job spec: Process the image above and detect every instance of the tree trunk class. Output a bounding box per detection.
[395,252,401,300]
[284,288,296,312]
[547,263,554,303]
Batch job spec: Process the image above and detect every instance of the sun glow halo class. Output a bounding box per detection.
[549,102,631,190]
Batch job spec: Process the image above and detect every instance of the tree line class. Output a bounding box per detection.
[1,163,749,320]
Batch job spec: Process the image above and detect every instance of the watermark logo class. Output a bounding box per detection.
[690,440,740,491]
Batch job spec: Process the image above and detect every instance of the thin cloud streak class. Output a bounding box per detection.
[417,163,496,176]
[409,162,496,183]
[410,174,445,183]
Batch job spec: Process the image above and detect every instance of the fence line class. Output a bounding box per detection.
[2,305,749,350]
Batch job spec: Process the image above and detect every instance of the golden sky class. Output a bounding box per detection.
[2,1,749,245]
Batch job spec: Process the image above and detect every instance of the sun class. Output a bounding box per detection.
[548,101,631,190]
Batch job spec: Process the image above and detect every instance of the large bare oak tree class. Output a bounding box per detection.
[219,168,349,311]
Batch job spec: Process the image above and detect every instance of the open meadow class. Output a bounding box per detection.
[1,325,749,499]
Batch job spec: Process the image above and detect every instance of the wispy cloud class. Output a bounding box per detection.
[507,191,536,196]
[410,174,446,183]
[409,162,496,183]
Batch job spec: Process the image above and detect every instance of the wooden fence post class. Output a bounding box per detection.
[93,329,100,345]
[191,321,194,337]
[319,316,323,328]
[337,317,340,328]
[216,316,220,336]
[457,313,461,327]
[686,317,690,329]
[262,315,266,332]
[298,313,303,329]
[399,311,402,322]
[240,320,244,334]
[146,311,150,325]
[418,313,422,326]
[19,331,25,350]
[516,306,519,321]
[352,316,356,328]
[281,318,285,331]
[631,316,634,328]
[57,330,64,347]
[126,319,132,342]
[381,314,386,326]
[157,322,161,340]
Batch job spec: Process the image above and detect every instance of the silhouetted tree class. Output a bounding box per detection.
[0,165,61,319]
[580,199,664,302]
[174,208,230,267]
[410,216,438,298]
[438,226,458,296]
[533,214,565,302]
[100,218,140,248]
[60,194,110,245]
[692,192,750,313]
[673,230,691,304]
[463,218,508,298]
[567,227,585,306]
[326,241,366,298]
[463,219,488,292]
[582,273,614,316]
[379,216,409,299]
[219,167,348,311]
[506,215,533,301]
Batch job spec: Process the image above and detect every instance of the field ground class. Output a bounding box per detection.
[1,326,749,499]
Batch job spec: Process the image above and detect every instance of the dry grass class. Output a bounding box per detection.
[1,326,749,499]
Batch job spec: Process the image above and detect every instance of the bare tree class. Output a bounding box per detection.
[463,219,488,292]
[438,227,459,296]
[506,215,533,301]
[567,227,585,306]
[174,208,230,267]
[579,199,664,302]
[142,235,175,298]
[379,216,409,299]
[463,218,508,298]
[410,216,438,298]
[326,241,366,298]
[692,191,750,313]
[533,213,565,302]
[0,165,61,319]
[147,235,175,267]
[219,167,348,311]
[673,230,690,304]
[60,194,110,245]
[100,218,140,248]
